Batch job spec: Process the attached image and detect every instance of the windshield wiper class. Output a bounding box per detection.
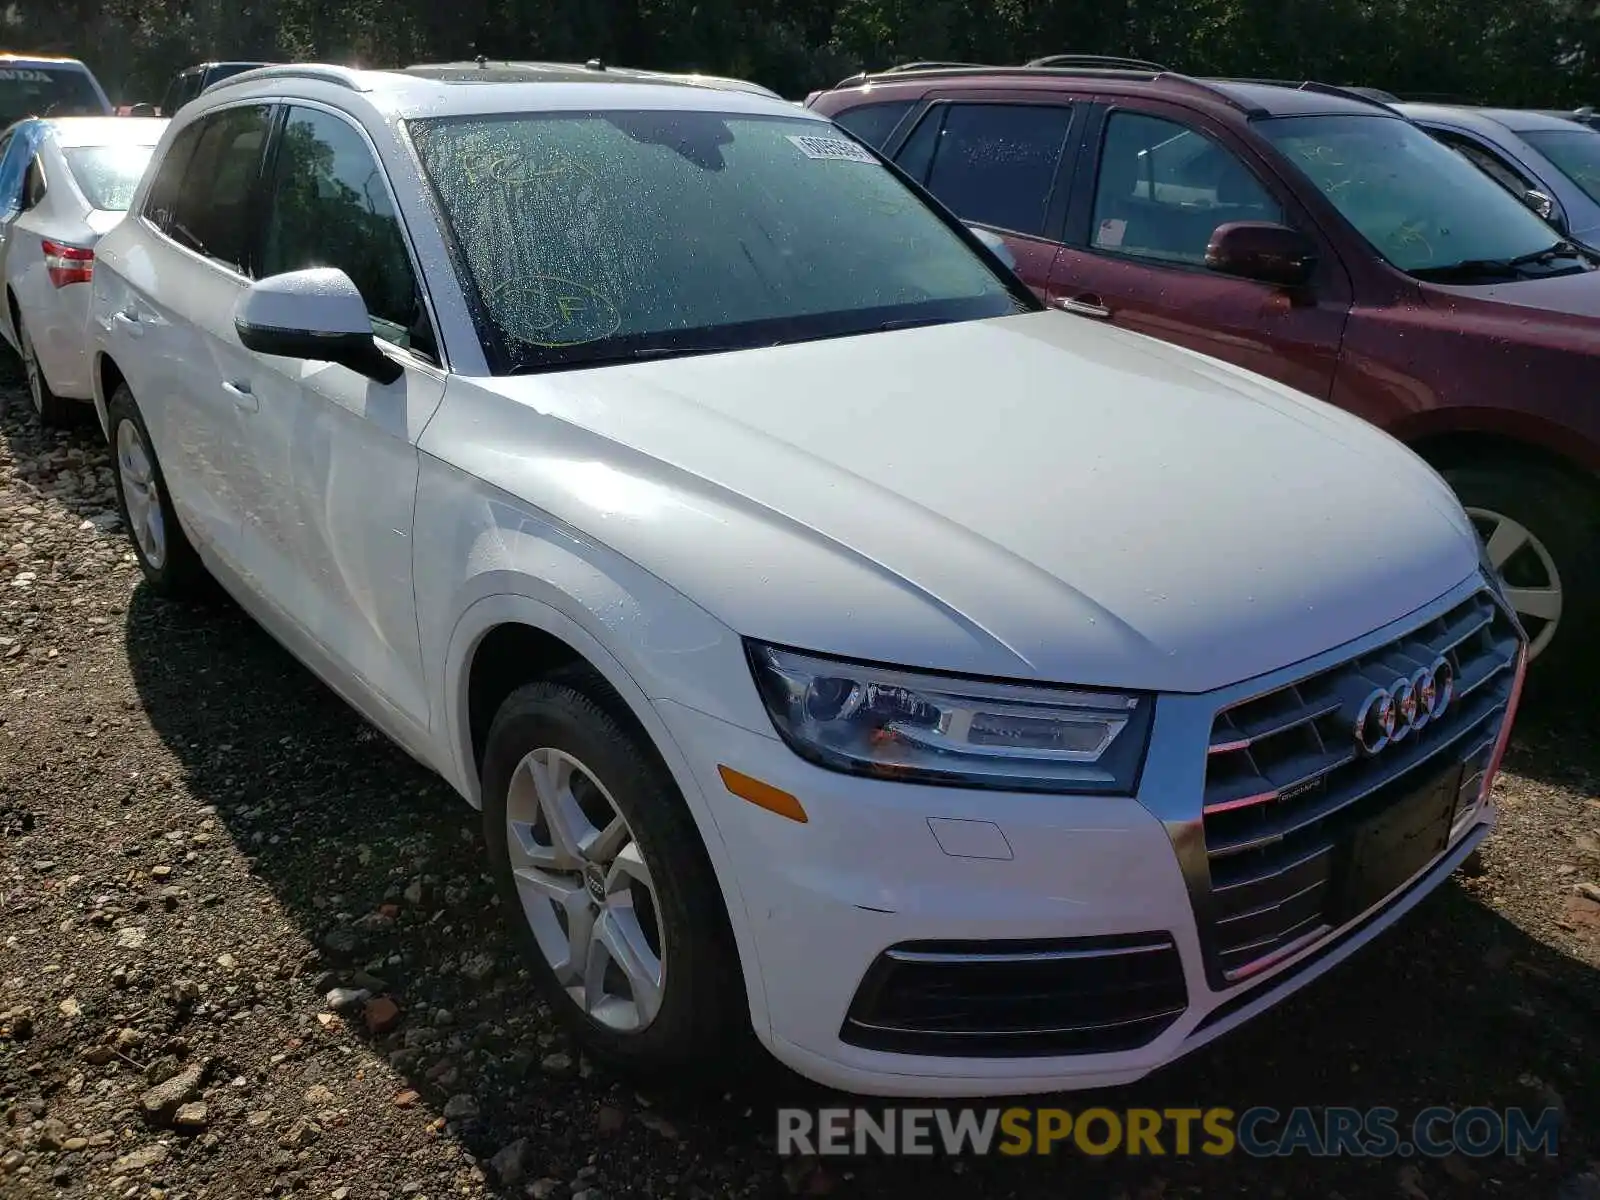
[508,341,781,374]
[1412,240,1595,283]
[1508,239,1593,267]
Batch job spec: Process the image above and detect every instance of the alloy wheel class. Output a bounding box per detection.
[504,747,665,1033]
[116,419,167,570]
[1468,506,1562,660]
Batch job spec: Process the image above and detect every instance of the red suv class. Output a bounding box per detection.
[808,59,1600,687]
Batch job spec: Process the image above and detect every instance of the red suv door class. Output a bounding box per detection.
[886,90,1082,297]
[1047,99,1354,401]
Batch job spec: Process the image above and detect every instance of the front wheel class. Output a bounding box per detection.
[481,670,748,1074]
[1443,460,1600,686]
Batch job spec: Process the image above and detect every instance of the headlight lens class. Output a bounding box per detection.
[745,642,1154,793]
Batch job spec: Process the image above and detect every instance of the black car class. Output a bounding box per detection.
[159,61,274,116]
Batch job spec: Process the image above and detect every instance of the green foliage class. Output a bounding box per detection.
[5,0,1597,107]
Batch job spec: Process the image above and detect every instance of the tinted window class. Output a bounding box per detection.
[1091,112,1283,265]
[921,104,1072,236]
[1430,130,1534,198]
[164,105,272,272]
[408,110,1022,374]
[143,121,204,231]
[260,106,426,349]
[1522,128,1600,205]
[22,155,44,208]
[64,144,157,211]
[1259,113,1560,274]
[0,65,104,127]
[0,125,35,212]
[894,107,944,185]
[831,102,914,150]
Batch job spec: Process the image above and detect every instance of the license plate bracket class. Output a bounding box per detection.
[1338,763,1461,918]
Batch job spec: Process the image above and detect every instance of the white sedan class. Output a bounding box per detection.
[0,115,166,424]
[88,63,1525,1097]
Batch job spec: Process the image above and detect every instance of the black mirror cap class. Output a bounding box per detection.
[235,320,404,385]
[1205,221,1318,288]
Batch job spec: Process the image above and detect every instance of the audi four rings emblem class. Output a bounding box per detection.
[1354,657,1455,756]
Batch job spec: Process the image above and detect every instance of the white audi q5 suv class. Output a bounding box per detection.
[88,60,1528,1097]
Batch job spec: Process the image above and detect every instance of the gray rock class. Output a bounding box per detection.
[442,1094,480,1122]
[324,987,370,1014]
[460,952,496,982]
[173,1102,208,1131]
[489,1137,530,1186]
[528,1181,561,1200]
[112,1143,169,1172]
[139,1062,204,1126]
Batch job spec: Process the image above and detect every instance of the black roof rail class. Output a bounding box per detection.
[1206,77,1398,110]
[824,61,1272,119]
[1026,54,1168,72]
[883,61,990,73]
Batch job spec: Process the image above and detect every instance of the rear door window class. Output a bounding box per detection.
[0,65,105,126]
[909,103,1075,237]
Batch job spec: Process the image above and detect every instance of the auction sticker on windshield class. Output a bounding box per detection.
[787,134,876,163]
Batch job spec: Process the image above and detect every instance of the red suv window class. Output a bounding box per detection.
[896,102,1073,238]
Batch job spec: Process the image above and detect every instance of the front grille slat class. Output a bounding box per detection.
[1197,590,1519,988]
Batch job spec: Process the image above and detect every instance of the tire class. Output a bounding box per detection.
[18,314,72,428]
[1443,460,1600,689]
[107,385,206,597]
[481,668,748,1076]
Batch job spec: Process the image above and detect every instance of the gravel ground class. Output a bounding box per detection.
[1,384,1598,1200]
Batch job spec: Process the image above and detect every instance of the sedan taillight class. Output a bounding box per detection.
[42,239,94,288]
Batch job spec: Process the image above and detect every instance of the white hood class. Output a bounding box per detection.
[442,310,1480,694]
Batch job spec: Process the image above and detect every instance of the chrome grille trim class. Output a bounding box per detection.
[1139,578,1524,993]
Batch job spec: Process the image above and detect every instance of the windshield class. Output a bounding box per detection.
[1522,128,1600,206]
[0,66,104,126]
[407,110,1026,373]
[63,144,156,211]
[1258,113,1565,275]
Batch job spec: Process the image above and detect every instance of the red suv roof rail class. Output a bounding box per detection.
[1025,54,1169,71]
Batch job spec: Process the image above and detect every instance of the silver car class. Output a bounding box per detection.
[1397,104,1600,251]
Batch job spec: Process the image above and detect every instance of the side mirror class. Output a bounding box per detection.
[126,103,158,118]
[233,267,401,384]
[967,224,1017,271]
[1523,188,1565,230]
[1205,221,1318,288]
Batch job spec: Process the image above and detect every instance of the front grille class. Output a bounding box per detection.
[1198,590,1519,988]
[841,933,1188,1057]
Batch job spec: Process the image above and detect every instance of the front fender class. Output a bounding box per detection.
[416,459,776,1044]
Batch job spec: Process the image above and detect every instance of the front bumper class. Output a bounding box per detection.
[656,573,1521,1097]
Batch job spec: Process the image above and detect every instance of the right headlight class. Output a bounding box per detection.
[745,641,1155,794]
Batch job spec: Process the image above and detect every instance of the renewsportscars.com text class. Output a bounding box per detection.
[777,1106,1561,1158]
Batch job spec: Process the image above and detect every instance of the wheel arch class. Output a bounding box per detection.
[441,593,774,1040]
[92,350,126,441]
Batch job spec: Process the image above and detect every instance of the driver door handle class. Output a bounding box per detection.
[1056,294,1113,320]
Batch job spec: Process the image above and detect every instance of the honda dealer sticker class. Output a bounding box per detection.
[0,69,53,82]
[787,135,876,163]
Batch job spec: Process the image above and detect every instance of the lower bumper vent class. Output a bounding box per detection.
[841,933,1187,1058]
